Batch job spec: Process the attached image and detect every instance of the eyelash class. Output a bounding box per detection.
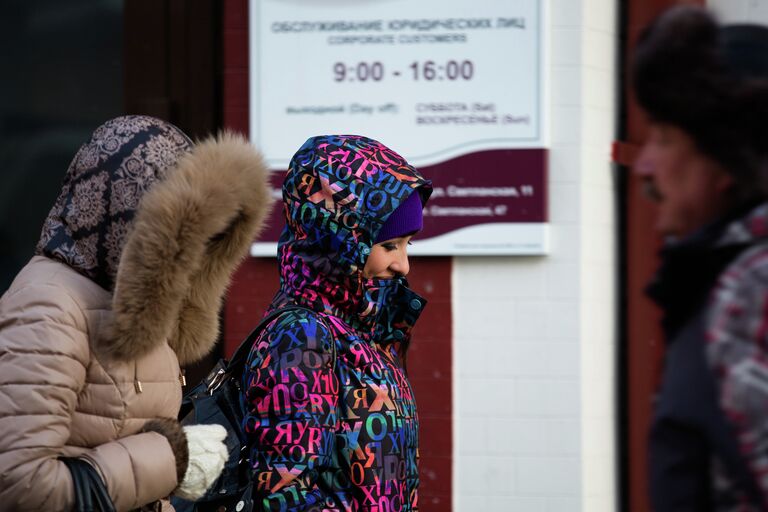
[383,241,413,251]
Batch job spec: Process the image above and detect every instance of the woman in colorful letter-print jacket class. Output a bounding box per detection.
[242,135,432,511]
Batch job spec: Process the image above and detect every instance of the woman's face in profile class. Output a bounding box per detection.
[362,235,413,279]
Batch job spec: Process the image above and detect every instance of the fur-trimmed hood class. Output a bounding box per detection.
[108,131,271,364]
[36,115,270,365]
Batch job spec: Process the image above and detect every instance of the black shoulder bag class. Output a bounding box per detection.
[171,306,334,512]
[61,457,116,512]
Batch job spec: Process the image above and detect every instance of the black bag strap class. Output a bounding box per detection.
[63,458,87,511]
[87,467,116,512]
[61,457,116,512]
[227,305,335,377]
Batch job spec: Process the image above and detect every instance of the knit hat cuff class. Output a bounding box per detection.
[375,191,424,243]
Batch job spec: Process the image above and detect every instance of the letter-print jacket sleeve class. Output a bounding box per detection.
[707,246,768,508]
[242,309,340,511]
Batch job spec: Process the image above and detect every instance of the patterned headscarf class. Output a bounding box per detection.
[36,115,192,290]
[275,135,432,337]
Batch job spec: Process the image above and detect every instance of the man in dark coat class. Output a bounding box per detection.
[633,6,768,511]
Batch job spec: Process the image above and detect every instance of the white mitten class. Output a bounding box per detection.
[174,424,229,501]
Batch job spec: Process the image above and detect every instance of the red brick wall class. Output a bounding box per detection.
[221,1,453,509]
[402,259,453,510]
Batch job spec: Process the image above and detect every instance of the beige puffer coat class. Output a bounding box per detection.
[0,117,270,511]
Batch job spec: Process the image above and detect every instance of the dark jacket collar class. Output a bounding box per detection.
[647,201,767,340]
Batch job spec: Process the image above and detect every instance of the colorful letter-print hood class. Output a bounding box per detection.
[275,134,432,342]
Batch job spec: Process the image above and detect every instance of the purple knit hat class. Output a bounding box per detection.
[375,190,424,243]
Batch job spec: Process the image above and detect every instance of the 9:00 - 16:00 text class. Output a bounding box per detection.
[333,60,474,82]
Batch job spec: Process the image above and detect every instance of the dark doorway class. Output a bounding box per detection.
[123,0,222,140]
[0,0,124,293]
[0,0,223,383]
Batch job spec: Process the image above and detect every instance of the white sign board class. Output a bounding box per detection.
[249,0,549,255]
[709,0,768,25]
[250,0,545,168]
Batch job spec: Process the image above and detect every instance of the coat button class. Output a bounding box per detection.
[409,298,422,310]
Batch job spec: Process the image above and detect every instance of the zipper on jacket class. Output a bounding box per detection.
[134,364,143,393]
[180,368,187,387]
